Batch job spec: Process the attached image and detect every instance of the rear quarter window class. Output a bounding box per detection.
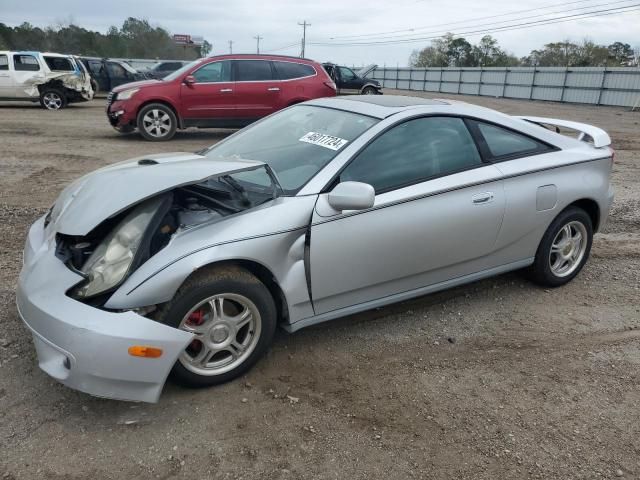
[0,55,8,70]
[273,61,315,80]
[471,120,552,159]
[44,56,74,71]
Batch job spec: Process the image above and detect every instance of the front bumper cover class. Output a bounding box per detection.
[17,216,193,403]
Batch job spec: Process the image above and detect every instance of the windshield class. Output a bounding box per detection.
[163,59,204,81]
[203,105,379,194]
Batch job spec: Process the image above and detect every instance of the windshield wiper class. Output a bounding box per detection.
[219,175,251,205]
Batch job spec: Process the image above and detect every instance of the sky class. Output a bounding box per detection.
[2,0,639,65]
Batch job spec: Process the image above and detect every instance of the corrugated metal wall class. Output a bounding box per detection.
[371,67,640,107]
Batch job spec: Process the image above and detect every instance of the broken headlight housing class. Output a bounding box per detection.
[73,197,162,298]
[115,87,139,101]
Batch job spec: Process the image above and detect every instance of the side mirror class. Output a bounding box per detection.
[328,182,375,211]
[183,75,196,86]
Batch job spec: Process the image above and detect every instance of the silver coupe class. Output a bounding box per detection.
[17,95,614,402]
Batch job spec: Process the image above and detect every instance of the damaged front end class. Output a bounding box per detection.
[17,154,281,402]
[51,154,281,307]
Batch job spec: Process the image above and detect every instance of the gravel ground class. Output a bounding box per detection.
[0,91,639,480]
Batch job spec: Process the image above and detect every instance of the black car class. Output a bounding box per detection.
[145,61,188,79]
[78,57,148,94]
[322,63,382,95]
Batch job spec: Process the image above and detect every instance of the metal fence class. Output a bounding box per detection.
[371,66,640,108]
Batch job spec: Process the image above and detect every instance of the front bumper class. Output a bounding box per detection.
[106,99,137,128]
[17,216,192,403]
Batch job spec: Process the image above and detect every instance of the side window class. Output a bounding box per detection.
[473,121,551,159]
[339,67,356,80]
[235,60,274,81]
[273,61,315,80]
[340,117,482,193]
[44,56,74,71]
[88,61,103,75]
[106,62,126,77]
[0,55,8,70]
[13,54,40,72]
[192,61,231,83]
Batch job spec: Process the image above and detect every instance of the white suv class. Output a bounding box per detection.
[0,51,93,109]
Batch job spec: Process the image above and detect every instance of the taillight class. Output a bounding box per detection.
[324,81,337,91]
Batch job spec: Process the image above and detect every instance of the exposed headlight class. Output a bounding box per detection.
[116,88,139,101]
[74,197,162,298]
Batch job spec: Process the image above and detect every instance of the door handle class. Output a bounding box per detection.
[267,87,280,92]
[472,192,494,204]
[219,88,233,93]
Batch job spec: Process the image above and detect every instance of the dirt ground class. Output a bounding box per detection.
[0,91,639,480]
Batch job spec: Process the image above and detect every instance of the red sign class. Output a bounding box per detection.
[173,34,191,45]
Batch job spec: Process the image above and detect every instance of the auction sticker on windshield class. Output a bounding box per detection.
[299,132,349,151]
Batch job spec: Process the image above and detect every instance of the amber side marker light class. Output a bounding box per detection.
[128,346,163,358]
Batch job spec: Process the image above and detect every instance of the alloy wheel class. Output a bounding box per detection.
[178,293,262,376]
[549,220,588,278]
[43,92,63,110]
[142,109,172,138]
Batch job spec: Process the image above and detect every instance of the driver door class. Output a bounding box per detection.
[309,116,506,314]
[180,60,236,124]
[337,66,362,94]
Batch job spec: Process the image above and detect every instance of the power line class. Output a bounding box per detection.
[298,20,311,58]
[263,42,300,53]
[253,35,263,54]
[325,0,636,43]
[328,0,596,40]
[311,4,640,46]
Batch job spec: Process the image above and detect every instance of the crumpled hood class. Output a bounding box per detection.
[49,152,265,236]
[113,79,161,92]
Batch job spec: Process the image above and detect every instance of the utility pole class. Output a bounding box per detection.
[254,35,263,54]
[228,40,233,54]
[298,20,311,58]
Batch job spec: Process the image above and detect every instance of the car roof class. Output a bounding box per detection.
[305,95,593,151]
[305,95,456,119]
[205,53,318,64]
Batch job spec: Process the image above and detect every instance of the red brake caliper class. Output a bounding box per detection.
[187,310,205,350]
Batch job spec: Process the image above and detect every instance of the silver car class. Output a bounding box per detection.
[17,96,614,402]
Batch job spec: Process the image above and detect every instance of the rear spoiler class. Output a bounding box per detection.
[515,116,611,148]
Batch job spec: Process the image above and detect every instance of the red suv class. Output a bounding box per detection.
[107,54,337,141]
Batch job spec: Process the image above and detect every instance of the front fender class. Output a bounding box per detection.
[359,83,382,94]
[104,228,314,324]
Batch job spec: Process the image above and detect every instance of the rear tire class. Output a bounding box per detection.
[155,266,277,388]
[40,88,67,110]
[137,103,177,141]
[529,207,593,287]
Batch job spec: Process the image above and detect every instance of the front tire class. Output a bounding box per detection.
[137,103,177,141]
[40,88,67,110]
[362,86,378,95]
[155,266,277,388]
[529,207,593,287]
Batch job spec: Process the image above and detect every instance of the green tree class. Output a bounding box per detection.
[608,41,633,66]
